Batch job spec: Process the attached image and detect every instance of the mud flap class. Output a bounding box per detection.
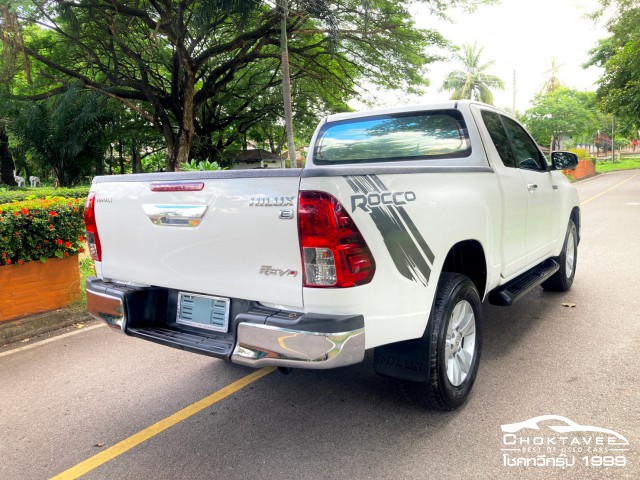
[374,337,431,383]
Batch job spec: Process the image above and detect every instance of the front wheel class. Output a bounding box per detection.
[402,273,483,411]
[542,219,577,292]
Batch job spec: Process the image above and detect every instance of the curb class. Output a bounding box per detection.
[0,307,91,345]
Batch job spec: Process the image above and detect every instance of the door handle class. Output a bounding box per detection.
[527,184,538,191]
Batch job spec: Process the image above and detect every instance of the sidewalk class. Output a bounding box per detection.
[0,306,92,346]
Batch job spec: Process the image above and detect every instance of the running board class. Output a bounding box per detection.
[488,259,560,306]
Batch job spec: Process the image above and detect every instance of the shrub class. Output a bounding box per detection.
[0,186,89,204]
[569,148,589,161]
[0,197,85,266]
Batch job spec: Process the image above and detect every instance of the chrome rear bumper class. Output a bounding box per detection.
[231,323,365,369]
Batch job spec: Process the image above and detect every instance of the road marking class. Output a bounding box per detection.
[0,323,106,358]
[581,172,639,206]
[49,366,276,480]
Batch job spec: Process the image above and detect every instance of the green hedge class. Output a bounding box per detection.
[0,186,89,204]
[0,197,85,266]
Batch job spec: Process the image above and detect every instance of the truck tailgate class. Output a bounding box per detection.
[92,174,303,308]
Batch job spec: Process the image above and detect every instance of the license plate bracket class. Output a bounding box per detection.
[176,292,230,333]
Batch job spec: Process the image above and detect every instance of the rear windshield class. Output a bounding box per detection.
[313,110,471,165]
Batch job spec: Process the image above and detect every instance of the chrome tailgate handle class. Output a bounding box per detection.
[527,184,538,191]
[143,204,208,227]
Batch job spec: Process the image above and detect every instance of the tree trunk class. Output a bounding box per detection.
[0,124,17,186]
[131,139,142,173]
[280,0,296,168]
[167,68,196,171]
[118,137,125,174]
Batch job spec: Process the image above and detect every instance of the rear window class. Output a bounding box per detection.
[313,110,471,165]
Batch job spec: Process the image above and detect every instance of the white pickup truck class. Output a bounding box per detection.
[85,100,580,410]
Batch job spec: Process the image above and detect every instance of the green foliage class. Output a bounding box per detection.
[587,1,640,128]
[10,87,116,186]
[6,0,473,169]
[569,147,590,161]
[439,42,505,105]
[522,89,599,149]
[181,159,225,171]
[0,186,89,204]
[0,196,85,266]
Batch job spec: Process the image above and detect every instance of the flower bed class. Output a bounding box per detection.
[0,196,86,322]
[0,196,85,266]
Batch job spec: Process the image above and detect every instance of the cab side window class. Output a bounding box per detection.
[501,117,546,171]
[481,110,516,168]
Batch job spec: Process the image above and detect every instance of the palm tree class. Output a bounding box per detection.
[439,43,505,105]
[541,58,565,95]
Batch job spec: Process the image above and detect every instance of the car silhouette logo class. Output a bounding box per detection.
[501,415,629,445]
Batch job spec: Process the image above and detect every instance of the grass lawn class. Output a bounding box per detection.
[596,157,640,174]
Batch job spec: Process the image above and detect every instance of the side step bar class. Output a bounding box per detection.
[489,259,560,306]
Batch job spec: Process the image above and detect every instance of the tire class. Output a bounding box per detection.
[542,219,577,292]
[402,273,483,411]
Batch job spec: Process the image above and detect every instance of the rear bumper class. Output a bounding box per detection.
[231,322,364,369]
[86,278,365,369]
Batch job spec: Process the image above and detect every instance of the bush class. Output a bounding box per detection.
[0,186,89,204]
[0,197,85,266]
[569,148,590,161]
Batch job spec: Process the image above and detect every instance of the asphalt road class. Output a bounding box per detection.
[1,170,639,480]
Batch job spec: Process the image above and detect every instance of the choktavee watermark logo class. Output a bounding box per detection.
[501,415,630,469]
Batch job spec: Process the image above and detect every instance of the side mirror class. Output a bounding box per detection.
[551,151,579,171]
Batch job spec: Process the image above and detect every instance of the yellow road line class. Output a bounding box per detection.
[50,366,276,480]
[581,172,639,206]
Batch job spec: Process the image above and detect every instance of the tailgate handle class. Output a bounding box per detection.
[143,204,208,227]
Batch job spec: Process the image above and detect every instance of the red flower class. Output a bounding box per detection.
[78,235,85,242]
[63,251,69,257]
[49,211,58,217]
[13,211,20,217]
[73,207,79,212]
[6,259,11,265]
[15,232,20,237]
[21,208,29,215]
[78,247,85,253]
[36,246,41,250]
[17,259,23,265]
[56,239,63,245]
[1,253,6,258]
[49,224,55,230]
[65,241,71,248]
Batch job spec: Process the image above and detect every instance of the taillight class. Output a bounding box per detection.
[84,192,102,262]
[298,191,375,288]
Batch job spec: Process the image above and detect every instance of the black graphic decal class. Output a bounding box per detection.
[346,175,434,286]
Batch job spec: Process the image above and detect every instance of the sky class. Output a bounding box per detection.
[355,0,610,113]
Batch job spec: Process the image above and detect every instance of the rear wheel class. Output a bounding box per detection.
[402,273,483,411]
[542,219,577,292]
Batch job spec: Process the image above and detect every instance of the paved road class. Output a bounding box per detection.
[1,170,639,480]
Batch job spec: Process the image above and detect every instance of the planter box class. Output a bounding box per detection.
[0,256,80,322]
[564,160,596,180]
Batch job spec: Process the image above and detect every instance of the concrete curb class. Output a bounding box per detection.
[0,307,91,345]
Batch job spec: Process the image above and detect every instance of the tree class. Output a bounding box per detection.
[439,42,504,104]
[522,88,599,151]
[0,122,16,186]
[10,86,116,186]
[587,1,640,129]
[540,58,565,95]
[4,0,475,170]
